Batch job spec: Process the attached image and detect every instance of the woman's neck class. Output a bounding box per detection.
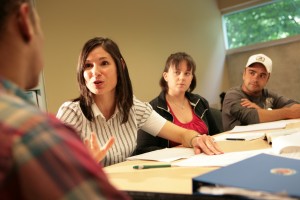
[94,93,116,120]
[166,92,186,101]
[166,92,187,109]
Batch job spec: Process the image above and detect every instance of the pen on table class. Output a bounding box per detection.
[133,164,172,169]
[226,138,245,141]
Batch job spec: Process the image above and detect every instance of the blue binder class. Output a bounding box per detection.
[192,153,300,198]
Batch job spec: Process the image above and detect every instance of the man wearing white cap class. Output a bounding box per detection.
[222,53,300,131]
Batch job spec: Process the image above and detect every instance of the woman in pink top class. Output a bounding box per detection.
[136,52,221,154]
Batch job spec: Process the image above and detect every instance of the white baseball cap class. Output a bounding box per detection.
[246,54,272,73]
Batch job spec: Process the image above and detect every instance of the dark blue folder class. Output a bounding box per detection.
[192,153,300,198]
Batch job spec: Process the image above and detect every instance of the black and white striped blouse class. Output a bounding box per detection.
[56,96,166,166]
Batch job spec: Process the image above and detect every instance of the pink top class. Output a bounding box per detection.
[168,102,208,147]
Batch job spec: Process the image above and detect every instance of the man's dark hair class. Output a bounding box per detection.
[0,0,34,38]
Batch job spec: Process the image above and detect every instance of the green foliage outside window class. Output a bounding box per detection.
[223,0,300,49]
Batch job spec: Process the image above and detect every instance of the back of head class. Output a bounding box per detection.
[0,0,42,90]
[0,0,34,38]
[160,52,197,92]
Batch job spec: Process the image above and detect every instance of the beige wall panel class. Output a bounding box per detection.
[36,0,227,113]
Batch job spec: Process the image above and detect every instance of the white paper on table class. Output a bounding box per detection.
[214,132,265,141]
[173,148,272,167]
[126,147,195,162]
[282,118,300,125]
[230,121,287,133]
[272,132,300,155]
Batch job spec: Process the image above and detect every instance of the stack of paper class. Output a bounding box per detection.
[230,119,300,133]
[230,120,287,133]
[266,128,300,143]
[272,132,300,159]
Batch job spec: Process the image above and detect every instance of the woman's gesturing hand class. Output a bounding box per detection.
[84,132,115,163]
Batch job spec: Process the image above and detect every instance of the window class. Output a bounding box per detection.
[223,0,300,50]
[26,73,47,112]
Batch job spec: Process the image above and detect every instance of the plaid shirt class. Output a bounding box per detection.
[0,79,129,200]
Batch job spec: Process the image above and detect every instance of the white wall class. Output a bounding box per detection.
[36,0,228,113]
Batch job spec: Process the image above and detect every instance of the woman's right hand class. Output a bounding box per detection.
[84,133,115,163]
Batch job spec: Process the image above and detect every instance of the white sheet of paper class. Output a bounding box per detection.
[272,132,300,154]
[126,147,195,162]
[173,149,272,167]
[214,132,265,141]
[230,121,287,133]
[230,119,300,133]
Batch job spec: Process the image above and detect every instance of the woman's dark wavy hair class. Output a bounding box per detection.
[74,37,133,123]
[159,52,197,93]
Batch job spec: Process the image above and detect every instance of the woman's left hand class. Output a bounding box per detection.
[84,132,115,163]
